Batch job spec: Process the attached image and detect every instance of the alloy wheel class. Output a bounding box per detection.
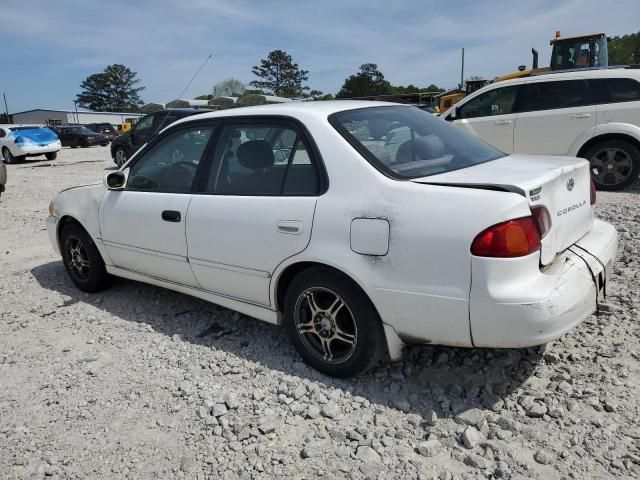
[590,147,633,187]
[294,287,358,364]
[115,148,127,166]
[2,148,14,164]
[67,236,91,281]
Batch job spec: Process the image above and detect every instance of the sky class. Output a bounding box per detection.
[2,0,639,113]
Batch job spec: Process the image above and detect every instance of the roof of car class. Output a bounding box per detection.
[169,100,403,128]
[488,67,640,89]
[0,124,43,129]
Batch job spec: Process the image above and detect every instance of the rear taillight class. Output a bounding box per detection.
[590,177,596,205]
[531,206,551,238]
[471,216,541,258]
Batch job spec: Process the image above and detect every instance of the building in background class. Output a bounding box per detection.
[11,109,145,127]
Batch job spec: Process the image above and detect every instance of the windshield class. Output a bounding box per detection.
[330,105,504,179]
[72,126,94,135]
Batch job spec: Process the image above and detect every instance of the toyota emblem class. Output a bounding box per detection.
[566,178,575,191]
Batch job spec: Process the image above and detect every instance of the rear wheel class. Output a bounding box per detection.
[586,139,640,191]
[284,268,387,377]
[45,152,57,160]
[1,147,23,164]
[60,224,111,292]
[114,146,128,167]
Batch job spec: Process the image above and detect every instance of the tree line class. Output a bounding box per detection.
[76,31,640,112]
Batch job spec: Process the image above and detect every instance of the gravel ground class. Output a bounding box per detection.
[1,146,639,480]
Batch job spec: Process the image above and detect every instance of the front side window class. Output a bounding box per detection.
[588,78,640,103]
[135,115,154,131]
[127,125,213,193]
[204,123,319,195]
[458,86,519,119]
[331,106,504,179]
[519,80,589,112]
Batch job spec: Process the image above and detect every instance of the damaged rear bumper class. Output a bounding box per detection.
[470,219,618,348]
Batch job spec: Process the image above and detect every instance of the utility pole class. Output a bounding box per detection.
[460,48,465,91]
[73,100,79,124]
[3,92,9,123]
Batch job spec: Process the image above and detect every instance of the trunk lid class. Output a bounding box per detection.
[412,154,593,265]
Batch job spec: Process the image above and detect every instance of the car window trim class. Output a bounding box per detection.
[123,119,221,194]
[194,115,328,197]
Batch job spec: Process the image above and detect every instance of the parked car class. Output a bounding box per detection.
[0,162,6,196]
[47,101,617,377]
[50,125,109,148]
[110,109,209,166]
[85,122,118,141]
[0,125,61,164]
[443,69,640,190]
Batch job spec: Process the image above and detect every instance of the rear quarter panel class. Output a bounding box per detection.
[271,113,532,346]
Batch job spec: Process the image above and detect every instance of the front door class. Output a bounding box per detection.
[186,120,322,306]
[514,78,596,155]
[100,122,216,286]
[452,84,521,153]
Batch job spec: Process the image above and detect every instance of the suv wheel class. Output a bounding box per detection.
[586,139,640,191]
[284,268,387,377]
[114,146,128,167]
[45,152,57,161]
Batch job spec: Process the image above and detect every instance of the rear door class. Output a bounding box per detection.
[514,78,596,155]
[186,119,322,306]
[452,84,521,153]
[100,121,217,286]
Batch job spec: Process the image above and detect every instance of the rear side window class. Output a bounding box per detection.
[330,105,504,179]
[203,123,320,195]
[519,80,589,112]
[458,86,519,119]
[587,78,640,103]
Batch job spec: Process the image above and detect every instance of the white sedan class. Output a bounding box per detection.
[1,124,61,164]
[46,101,618,377]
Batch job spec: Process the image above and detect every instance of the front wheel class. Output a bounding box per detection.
[586,139,640,191]
[60,224,111,293]
[284,268,387,377]
[45,152,57,161]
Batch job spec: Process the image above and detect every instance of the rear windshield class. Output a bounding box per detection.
[330,105,504,179]
[8,127,58,142]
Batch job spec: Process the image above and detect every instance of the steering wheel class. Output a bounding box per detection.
[164,161,198,192]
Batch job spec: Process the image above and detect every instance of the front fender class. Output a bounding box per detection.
[51,183,113,265]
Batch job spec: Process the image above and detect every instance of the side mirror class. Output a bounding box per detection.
[104,171,126,190]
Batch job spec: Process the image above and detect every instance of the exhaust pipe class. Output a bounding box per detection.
[532,48,539,69]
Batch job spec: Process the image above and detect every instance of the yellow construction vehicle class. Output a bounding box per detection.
[493,31,608,83]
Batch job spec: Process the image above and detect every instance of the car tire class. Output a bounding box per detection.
[70,146,77,149]
[114,146,128,167]
[60,223,112,293]
[585,139,640,191]
[45,152,57,161]
[283,267,387,377]
[2,147,15,164]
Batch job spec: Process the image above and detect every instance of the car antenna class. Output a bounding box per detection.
[155,53,213,134]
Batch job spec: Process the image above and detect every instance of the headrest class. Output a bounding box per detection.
[396,135,446,163]
[236,140,274,170]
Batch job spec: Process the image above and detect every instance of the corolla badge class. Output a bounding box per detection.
[566,178,575,191]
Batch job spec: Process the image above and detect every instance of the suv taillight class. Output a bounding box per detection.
[471,216,541,258]
[590,177,596,205]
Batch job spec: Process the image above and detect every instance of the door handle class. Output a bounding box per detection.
[570,113,592,119]
[494,119,513,125]
[161,210,181,222]
[277,220,303,235]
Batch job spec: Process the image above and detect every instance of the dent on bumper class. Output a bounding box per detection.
[46,215,60,255]
[470,219,618,348]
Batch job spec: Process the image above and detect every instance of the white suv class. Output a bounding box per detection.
[443,69,640,190]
